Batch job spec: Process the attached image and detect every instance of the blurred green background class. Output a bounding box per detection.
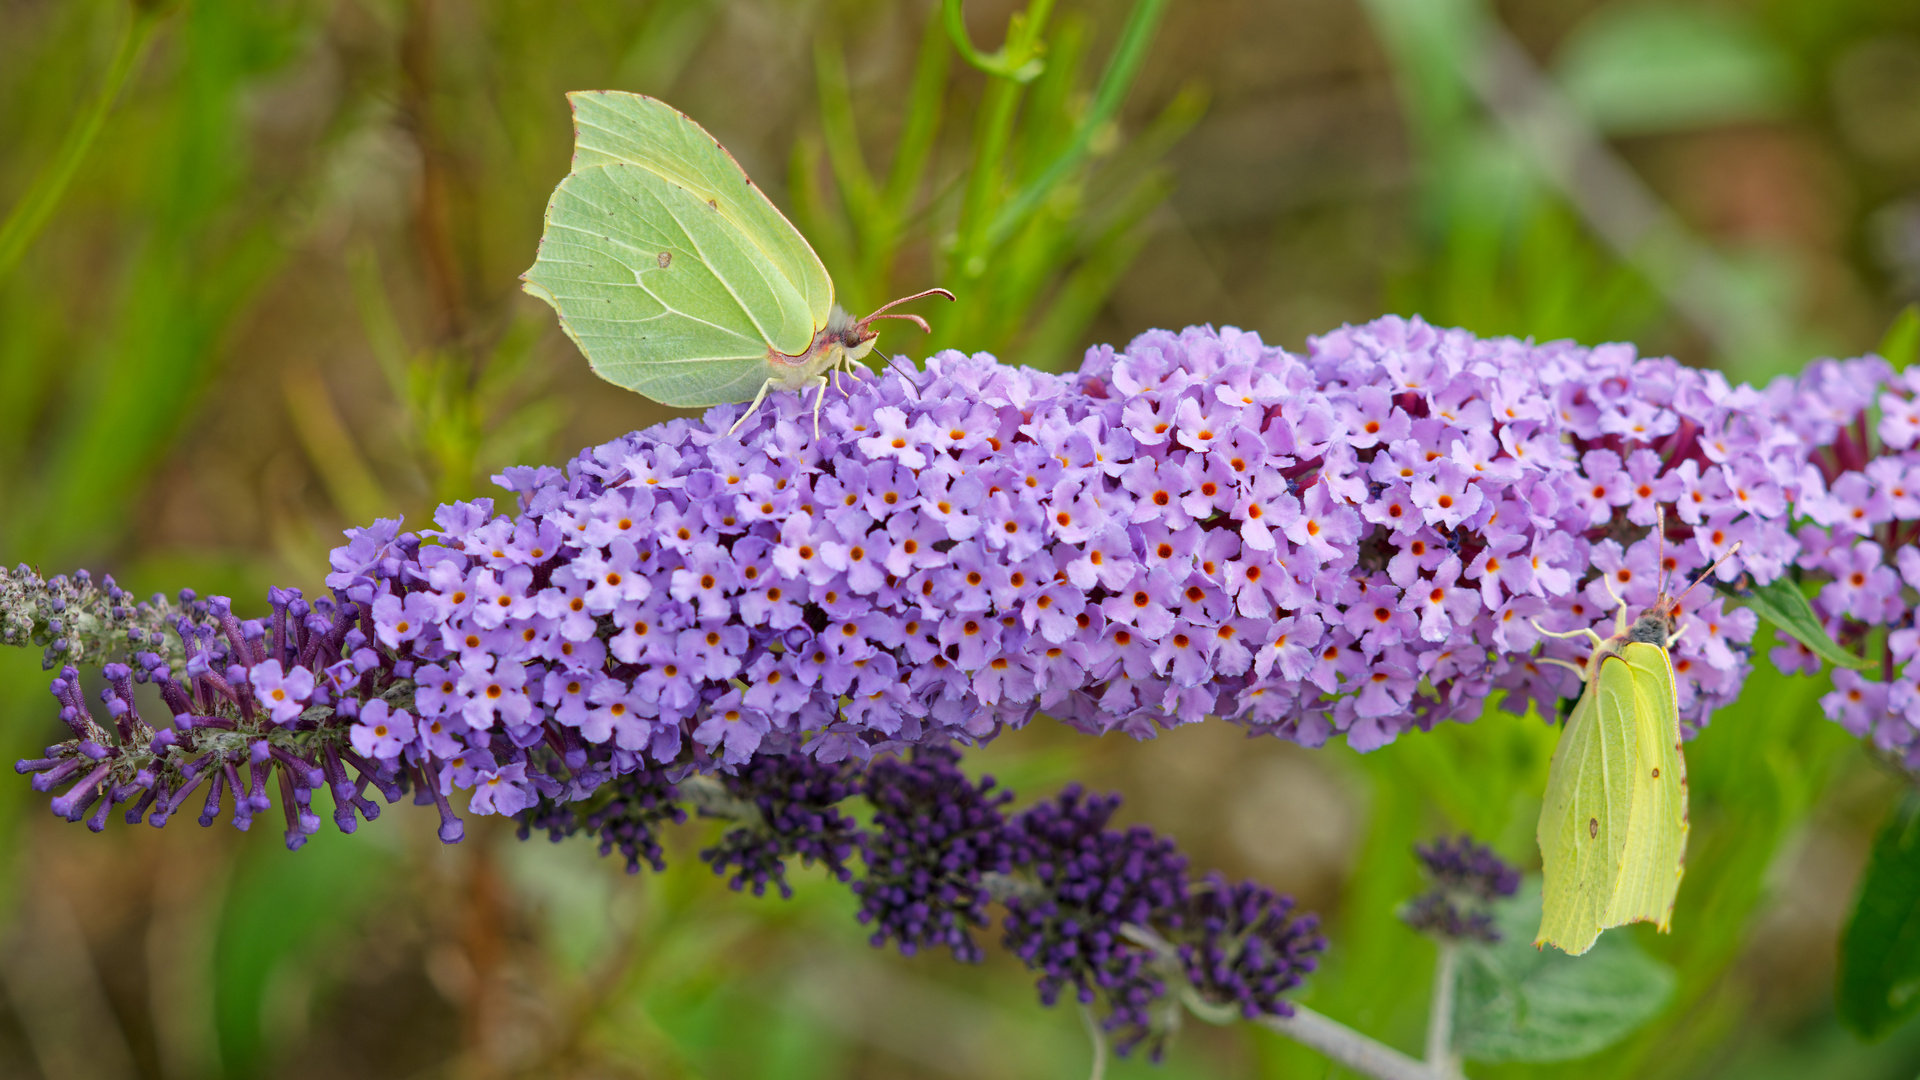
[3,0,1920,1076]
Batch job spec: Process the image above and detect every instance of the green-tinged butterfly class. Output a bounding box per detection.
[520,91,952,432]
[1532,520,1741,956]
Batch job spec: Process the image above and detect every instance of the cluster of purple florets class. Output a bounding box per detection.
[1764,358,1920,763]
[1002,786,1191,1051]
[699,753,861,897]
[1180,874,1324,1021]
[1400,834,1522,943]
[994,786,1325,1056]
[12,586,471,848]
[19,317,1909,848]
[855,745,1016,961]
[518,745,1320,1052]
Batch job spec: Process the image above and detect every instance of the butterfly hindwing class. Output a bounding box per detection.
[523,162,802,408]
[1536,641,1690,955]
[1535,672,1635,955]
[566,91,834,338]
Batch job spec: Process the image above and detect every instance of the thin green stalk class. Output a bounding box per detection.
[883,15,952,221]
[1425,942,1462,1078]
[986,0,1167,249]
[0,4,163,282]
[943,0,1048,82]
[814,38,882,241]
[951,0,1055,278]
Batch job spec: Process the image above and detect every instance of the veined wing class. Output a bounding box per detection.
[567,90,834,332]
[1535,672,1636,956]
[521,163,804,408]
[1606,642,1688,931]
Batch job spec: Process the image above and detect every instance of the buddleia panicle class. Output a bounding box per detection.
[1400,834,1521,943]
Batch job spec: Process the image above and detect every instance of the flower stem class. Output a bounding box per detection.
[1257,1006,1444,1080]
[1078,1003,1109,1080]
[1426,941,1462,1078]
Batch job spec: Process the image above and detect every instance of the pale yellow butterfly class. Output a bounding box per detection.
[1532,518,1739,955]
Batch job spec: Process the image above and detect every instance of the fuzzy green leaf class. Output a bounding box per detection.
[1839,796,1920,1039]
[1453,878,1676,1063]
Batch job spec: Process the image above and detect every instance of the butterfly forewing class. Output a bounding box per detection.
[567,91,833,340]
[1535,673,1636,956]
[1607,641,1687,932]
[524,164,806,408]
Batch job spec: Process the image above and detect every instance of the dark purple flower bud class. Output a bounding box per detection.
[855,745,1014,961]
[1002,785,1188,1058]
[1401,834,1519,943]
[700,754,859,898]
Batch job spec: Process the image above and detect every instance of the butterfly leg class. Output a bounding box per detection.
[728,379,777,438]
[1598,573,1632,636]
[806,375,831,440]
[1531,620,1606,650]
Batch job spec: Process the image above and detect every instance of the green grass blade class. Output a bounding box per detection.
[942,0,1048,83]
[985,0,1168,249]
[813,38,883,250]
[0,4,163,283]
[881,15,952,225]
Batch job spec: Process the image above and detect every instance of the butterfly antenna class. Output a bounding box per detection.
[856,287,957,332]
[1670,539,1745,622]
[1653,505,1671,597]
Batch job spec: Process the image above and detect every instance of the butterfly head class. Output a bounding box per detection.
[825,305,879,363]
[1626,600,1679,648]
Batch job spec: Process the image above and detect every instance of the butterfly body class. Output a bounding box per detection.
[768,304,880,389]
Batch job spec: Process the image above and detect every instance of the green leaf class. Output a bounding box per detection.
[1839,795,1920,1039]
[1453,877,1676,1063]
[1740,576,1875,670]
[1879,303,1920,372]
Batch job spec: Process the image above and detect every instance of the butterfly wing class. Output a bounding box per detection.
[1606,641,1688,931]
[524,163,810,408]
[567,90,833,338]
[1536,661,1637,956]
[521,92,835,408]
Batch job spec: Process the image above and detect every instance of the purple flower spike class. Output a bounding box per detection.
[1402,833,1520,942]
[1003,785,1189,1059]
[13,318,1920,848]
[855,745,1015,961]
[1179,874,1324,1021]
